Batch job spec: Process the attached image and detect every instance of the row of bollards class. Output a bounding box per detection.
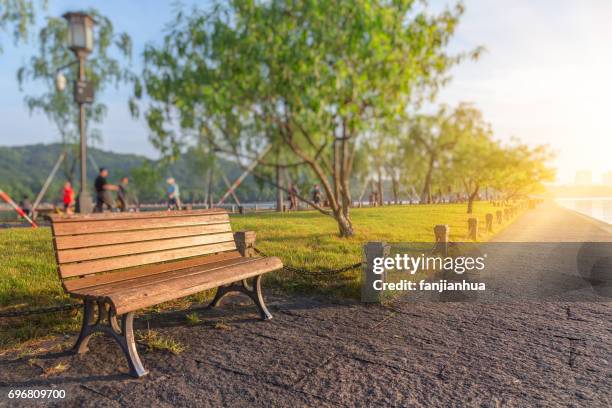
[362,198,542,303]
[434,199,542,241]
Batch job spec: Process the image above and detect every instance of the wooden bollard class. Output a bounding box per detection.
[496,210,502,225]
[433,224,449,255]
[234,231,256,257]
[468,217,478,240]
[362,241,389,303]
[485,213,493,232]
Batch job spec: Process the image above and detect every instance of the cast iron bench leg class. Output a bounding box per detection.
[72,299,148,378]
[118,312,148,378]
[208,275,272,320]
[73,298,95,354]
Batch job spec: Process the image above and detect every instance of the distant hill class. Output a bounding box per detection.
[0,143,277,204]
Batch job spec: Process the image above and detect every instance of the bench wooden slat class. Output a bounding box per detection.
[52,213,230,236]
[71,257,260,297]
[109,257,283,314]
[63,251,242,291]
[55,223,233,250]
[59,241,237,278]
[57,232,235,263]
[49,208,227,222]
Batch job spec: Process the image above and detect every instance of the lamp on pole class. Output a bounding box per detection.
[59,12,95,213]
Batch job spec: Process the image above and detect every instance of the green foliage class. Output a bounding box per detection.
[129,160,163,203]
[492,140,556,199]
[135,0,478,236]
[0,0,46,52]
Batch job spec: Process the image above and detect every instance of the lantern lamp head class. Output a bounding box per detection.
[55,71,67,92]
[63,12,94,55]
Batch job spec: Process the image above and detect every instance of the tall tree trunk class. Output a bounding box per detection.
[280,127,355,237]
[377,167,383,206]
[391,176,399,204]
[207,166,215,208]
[420,153,436,204]
[467,186,479,214]
[203,167,211,205]
[335,209,354,237]
[275,164,284,212]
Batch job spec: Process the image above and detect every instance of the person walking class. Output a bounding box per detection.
[94,168,118,213]
[166,177,182,210]
[117,176,135,212]
[19,196,33,218]
[312,184,322,206]
[62,181,75,214]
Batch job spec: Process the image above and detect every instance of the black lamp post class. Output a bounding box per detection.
[62,12,95,214]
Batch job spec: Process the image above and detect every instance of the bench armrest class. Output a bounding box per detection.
[234,231,256,257]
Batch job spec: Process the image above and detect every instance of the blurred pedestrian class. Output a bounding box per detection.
[117,176,135,212]
[166,177,182,210]
[19,196,33,218]
[312,184,322,206]
[94,168,118,213]
[62,181,75,214]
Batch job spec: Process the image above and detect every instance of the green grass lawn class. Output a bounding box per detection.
[0,202,515,351]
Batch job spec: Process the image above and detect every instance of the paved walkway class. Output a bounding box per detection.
[0,201,610,407]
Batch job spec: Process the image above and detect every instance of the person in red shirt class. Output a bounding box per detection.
[63,181,75,214]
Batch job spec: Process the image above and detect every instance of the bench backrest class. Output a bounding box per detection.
[50,209,237,286]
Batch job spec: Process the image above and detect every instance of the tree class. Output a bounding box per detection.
[17,9,132,183]
[136,0,479,236]
[410,103,486,204]
[0,0,45,52]
[445,107,501,213]
[493,140,556,201]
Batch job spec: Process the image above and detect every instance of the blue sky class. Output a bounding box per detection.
[1,0,611,184]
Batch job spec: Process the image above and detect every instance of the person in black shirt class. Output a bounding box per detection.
[94,167,118,212]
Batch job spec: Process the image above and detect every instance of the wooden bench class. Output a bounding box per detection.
[49,209,282,378]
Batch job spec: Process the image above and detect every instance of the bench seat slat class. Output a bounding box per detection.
[57,232,235,263]
[50,208,227,222]
[52,213,230,236]
[106,257,282,314]
[54,223,233,250]
[59,241,237,277]
[63,251,242,292]
[70,256,263,297]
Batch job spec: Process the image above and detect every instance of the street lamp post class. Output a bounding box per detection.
[63,12,95,214]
